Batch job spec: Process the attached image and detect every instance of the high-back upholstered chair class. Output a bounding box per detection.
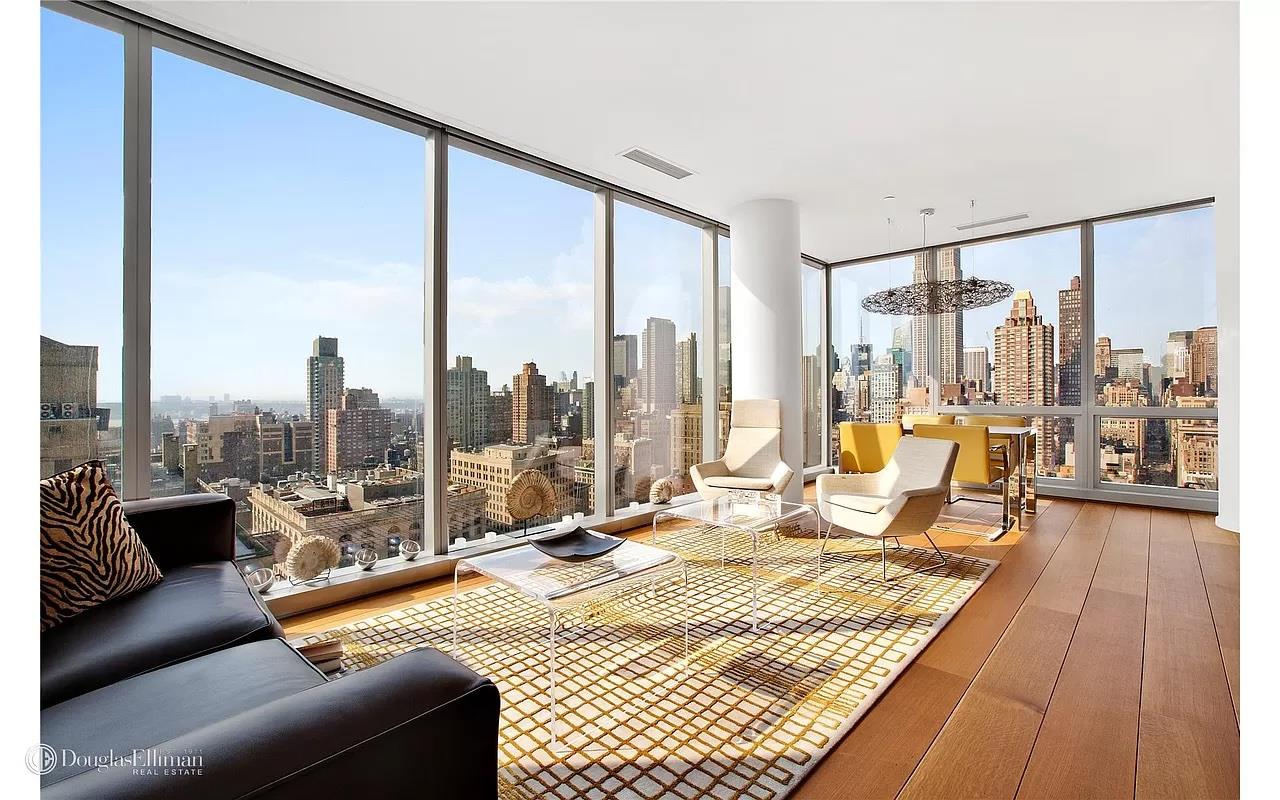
[901,414,956,428]
[837,422,902,474]
[815,436,959,582]
[912,423,1013,536]
[691,399,794,500]
[958,414,1028,476]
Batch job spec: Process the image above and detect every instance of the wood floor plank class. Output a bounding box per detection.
[897,503,1114,800]
[1189,513,1240,724]
[1135,510,1239,800]
[1016,505,1150,800]
[792,499,1084,800]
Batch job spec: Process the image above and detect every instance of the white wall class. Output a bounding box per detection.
[728,199,803,501]
[1215,161,1240,532]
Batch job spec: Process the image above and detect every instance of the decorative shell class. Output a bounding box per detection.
[285,535,341,581]
[649,477,675,505]
[506,469,557,522]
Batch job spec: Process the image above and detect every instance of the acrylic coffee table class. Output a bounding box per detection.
[451,538,688,748]
[652,496,819,632]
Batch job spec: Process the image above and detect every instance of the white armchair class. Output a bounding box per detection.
[815,436,959,582]
[690,399,794,500]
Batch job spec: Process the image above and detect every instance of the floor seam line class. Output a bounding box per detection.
[891,500,1084,800]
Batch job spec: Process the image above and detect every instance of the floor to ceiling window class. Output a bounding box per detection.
[1094,205,1217,490]
[150,46,427,572]
[828,254,923,462]
[445,146,594,549]
[40,9,125,491]
[940,227,1083,478]
[716,234,732,456]
[613,202,703,507]
[801,264,825,467]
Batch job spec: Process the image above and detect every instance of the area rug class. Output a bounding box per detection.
[293,523,996,800]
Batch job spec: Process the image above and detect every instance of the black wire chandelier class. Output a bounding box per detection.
[860,206,1013,316]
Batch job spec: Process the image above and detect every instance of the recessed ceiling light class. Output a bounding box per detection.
[955,212,1031,231]
[618,147,694,180]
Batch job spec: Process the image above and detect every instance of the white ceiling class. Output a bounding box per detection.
[126,1,1237,263]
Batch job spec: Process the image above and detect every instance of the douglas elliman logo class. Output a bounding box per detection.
[26,744,204,777]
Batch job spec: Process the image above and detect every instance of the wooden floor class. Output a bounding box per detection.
[284,489,1241,800]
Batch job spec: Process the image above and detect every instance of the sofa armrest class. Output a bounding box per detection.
[42,647,501,800]
[122,494,236,570]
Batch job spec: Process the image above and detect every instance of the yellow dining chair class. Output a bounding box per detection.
[837,422,902,474]
[902,414,956,428]
[911,423,1013,538]
[958,414,1028,482]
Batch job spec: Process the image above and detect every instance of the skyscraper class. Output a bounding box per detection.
[326,388,394,473]
[937,247,964,385]
[1057,276,1082,472]
[446,356,490,451]
[910,249,963,389]
[870,353,903,423]
[1164,330,1195,381]
[612,334,638,382]
[512,362,554,444]
[717,285,732,402]
[964,346,991,393]
[993,291,1056,472]
[676,332,699,405]
[487,387,512,445]
[40,336,113,479]
[1190,326,1218,395]
[639,317,678,413]
[1095,336,1113,381]
[307,336,344,472]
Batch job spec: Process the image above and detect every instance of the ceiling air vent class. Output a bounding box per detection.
[619,147,694,180]
[955,212,1030,231]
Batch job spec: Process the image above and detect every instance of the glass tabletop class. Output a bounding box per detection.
[655,496,815,531]
[457,539,684,607]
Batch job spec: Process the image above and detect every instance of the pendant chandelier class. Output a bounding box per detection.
[861,205,1013,316]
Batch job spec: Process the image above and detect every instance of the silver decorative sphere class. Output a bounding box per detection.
[355,547,379,571]
[246,567,275,595]
[400,540,422,561]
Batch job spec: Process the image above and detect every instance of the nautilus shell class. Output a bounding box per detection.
[649,477,674,505]
[285,535,341,581]
[506,469,557,522]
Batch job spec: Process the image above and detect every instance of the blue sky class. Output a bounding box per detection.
[41,8,1215,405]
[830,208,1216,377]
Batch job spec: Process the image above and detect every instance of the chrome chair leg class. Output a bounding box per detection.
[880,530,948,583]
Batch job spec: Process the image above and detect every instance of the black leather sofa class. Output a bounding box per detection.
[40,494,500,799]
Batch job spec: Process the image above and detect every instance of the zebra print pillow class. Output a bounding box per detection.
[40,461,163,631]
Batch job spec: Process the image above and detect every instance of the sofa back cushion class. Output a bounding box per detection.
[40,461,163,631]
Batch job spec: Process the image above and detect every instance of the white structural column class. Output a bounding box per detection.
[1215,185,1239,532]
[728,199,804,502]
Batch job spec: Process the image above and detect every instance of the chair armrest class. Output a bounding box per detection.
[43,648,501,800]
[691,459,729,480]
[122,493,236,571]
[769,461,795,495]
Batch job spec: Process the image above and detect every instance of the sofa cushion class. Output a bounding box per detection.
[41,561,284,707]
[40,639,325,790]
[702,475,775,491]
[40,461,163,631]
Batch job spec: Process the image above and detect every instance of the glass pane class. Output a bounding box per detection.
[613,203,703,507]
[40,10,125,490]
[829,255,925,463]
[446,148,594,550]
[1030,415,1076,479]
[1095,207,1215,408]
[939,228,1082,409]
[150,49,426,574]
[801,266,824,467]
[1099,417,1217,490]
[716,234,732,457]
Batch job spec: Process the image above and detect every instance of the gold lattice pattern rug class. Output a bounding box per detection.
[294,523,996,799]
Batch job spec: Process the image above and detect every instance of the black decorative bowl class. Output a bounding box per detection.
[529,527,624,562]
